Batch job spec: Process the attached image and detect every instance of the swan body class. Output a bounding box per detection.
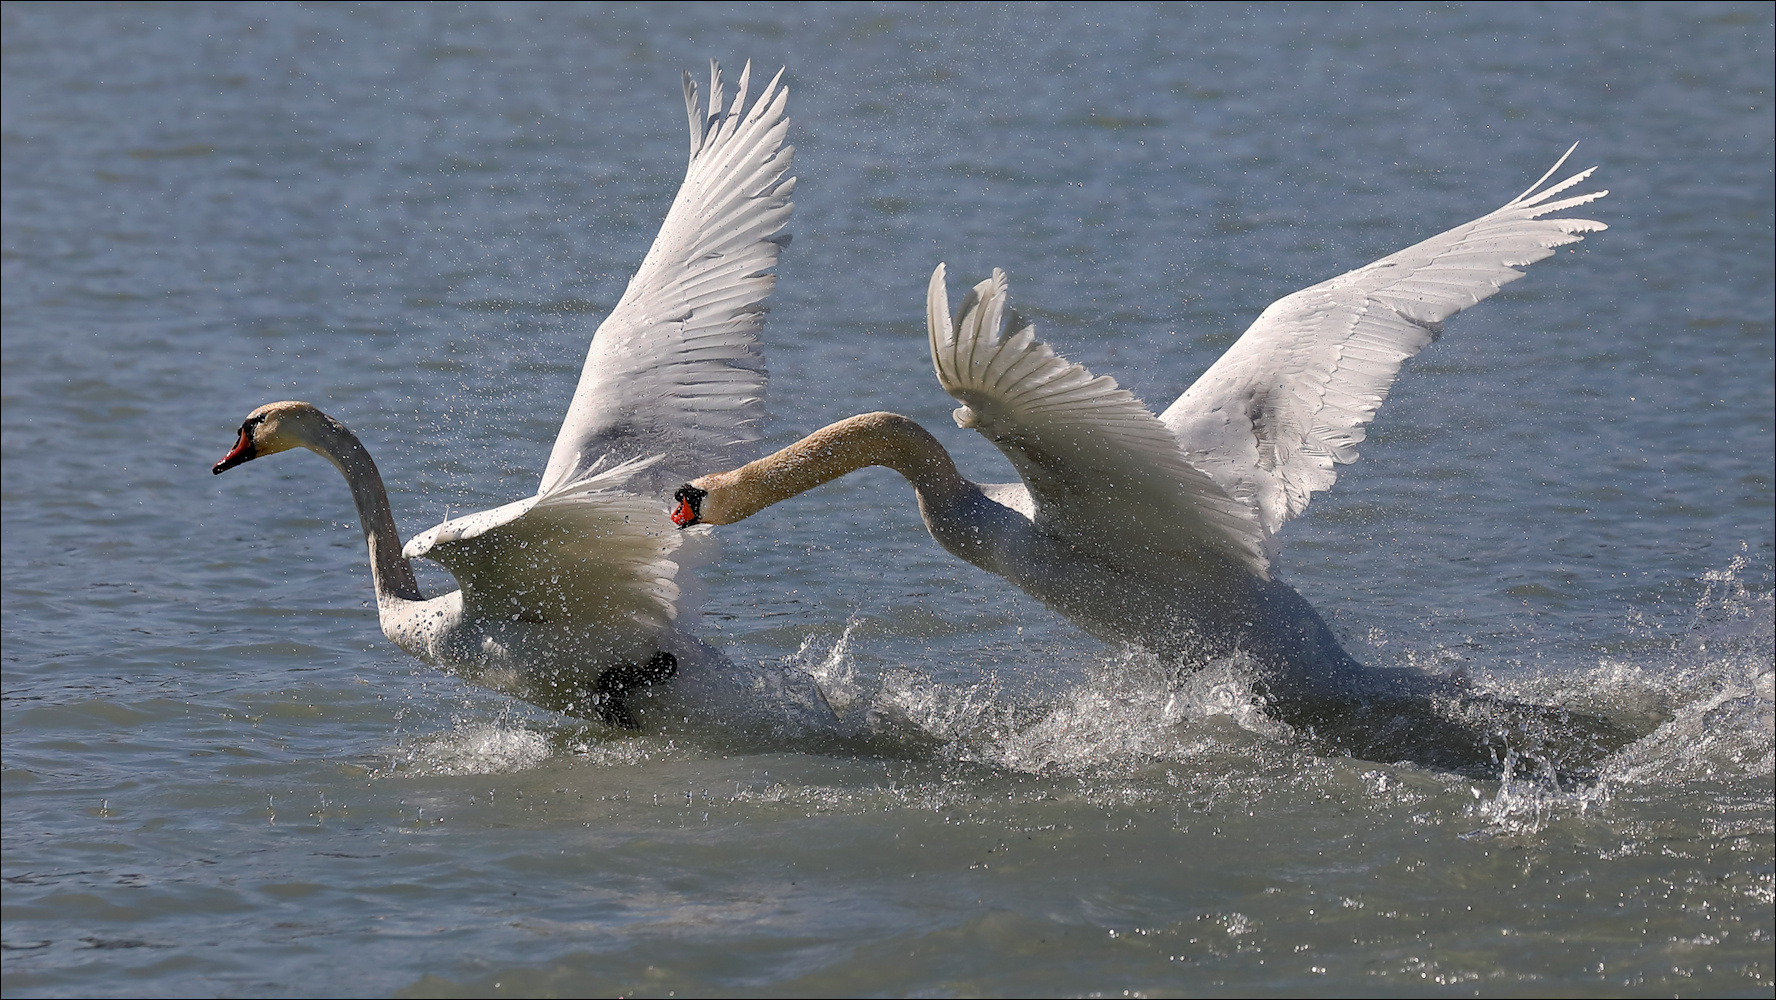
[676,149,1606,699]
[214,63,794,724]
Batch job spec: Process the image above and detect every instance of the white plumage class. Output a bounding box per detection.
[1163,146,1606,563]
[681,147,1605,696]
[939,146,1605,581]
[214,62,794,722]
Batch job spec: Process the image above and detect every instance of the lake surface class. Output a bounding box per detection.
[3,3,1771,996]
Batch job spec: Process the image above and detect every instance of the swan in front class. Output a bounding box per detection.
[673,148,1606,706]
[213,62,794,726]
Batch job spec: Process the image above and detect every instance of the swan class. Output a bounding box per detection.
[212,62,794,726]
[672,148,1606,704]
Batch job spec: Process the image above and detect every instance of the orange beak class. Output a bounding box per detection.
[671,496,698,527]
[213,426,256,474]
[670,484,705,528]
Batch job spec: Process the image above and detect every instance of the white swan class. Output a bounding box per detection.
[673,148,1605,701]
[213,62,794,726]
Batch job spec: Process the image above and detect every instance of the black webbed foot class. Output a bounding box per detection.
[593,652,679,729]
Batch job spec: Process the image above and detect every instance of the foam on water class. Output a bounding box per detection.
[396,716,556,776]
[627,554,1774,798]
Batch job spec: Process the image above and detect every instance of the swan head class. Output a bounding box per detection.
[669,478,749,527]
[212,400,332,474]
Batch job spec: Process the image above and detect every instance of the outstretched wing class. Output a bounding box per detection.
[928,265,1268,574]
[539,61,795,498]
[404,457,687,629]
[1161,146,1606,539]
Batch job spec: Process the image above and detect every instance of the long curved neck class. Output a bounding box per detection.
[690,412,978,525]
[300,417,424,605]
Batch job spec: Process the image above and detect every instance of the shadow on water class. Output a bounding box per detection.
[1271,676,1650,782]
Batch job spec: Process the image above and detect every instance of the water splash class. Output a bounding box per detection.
[1463,748,1613,837]
[394,717,554,776]
[955,650,1293,774]
[1593,552,1772,784]
[1457,552,1774,833]
[373,554,1769,793]
[791,618,865,720]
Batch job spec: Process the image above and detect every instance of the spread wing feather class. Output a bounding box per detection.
[539,61,795,498]
[1161,146,1606,539]
[408,61,794,629]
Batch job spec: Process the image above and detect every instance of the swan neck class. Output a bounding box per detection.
[693,412,974,524]
[304,418,424,605]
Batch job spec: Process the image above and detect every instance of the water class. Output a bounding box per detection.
[3,3,1771,996]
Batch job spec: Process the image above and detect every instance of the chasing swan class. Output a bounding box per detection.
[673,149,1605,704]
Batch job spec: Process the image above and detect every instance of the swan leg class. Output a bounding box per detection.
[592,651,680,729]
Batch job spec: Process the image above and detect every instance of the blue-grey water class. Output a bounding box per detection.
[3,3,1771,996]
